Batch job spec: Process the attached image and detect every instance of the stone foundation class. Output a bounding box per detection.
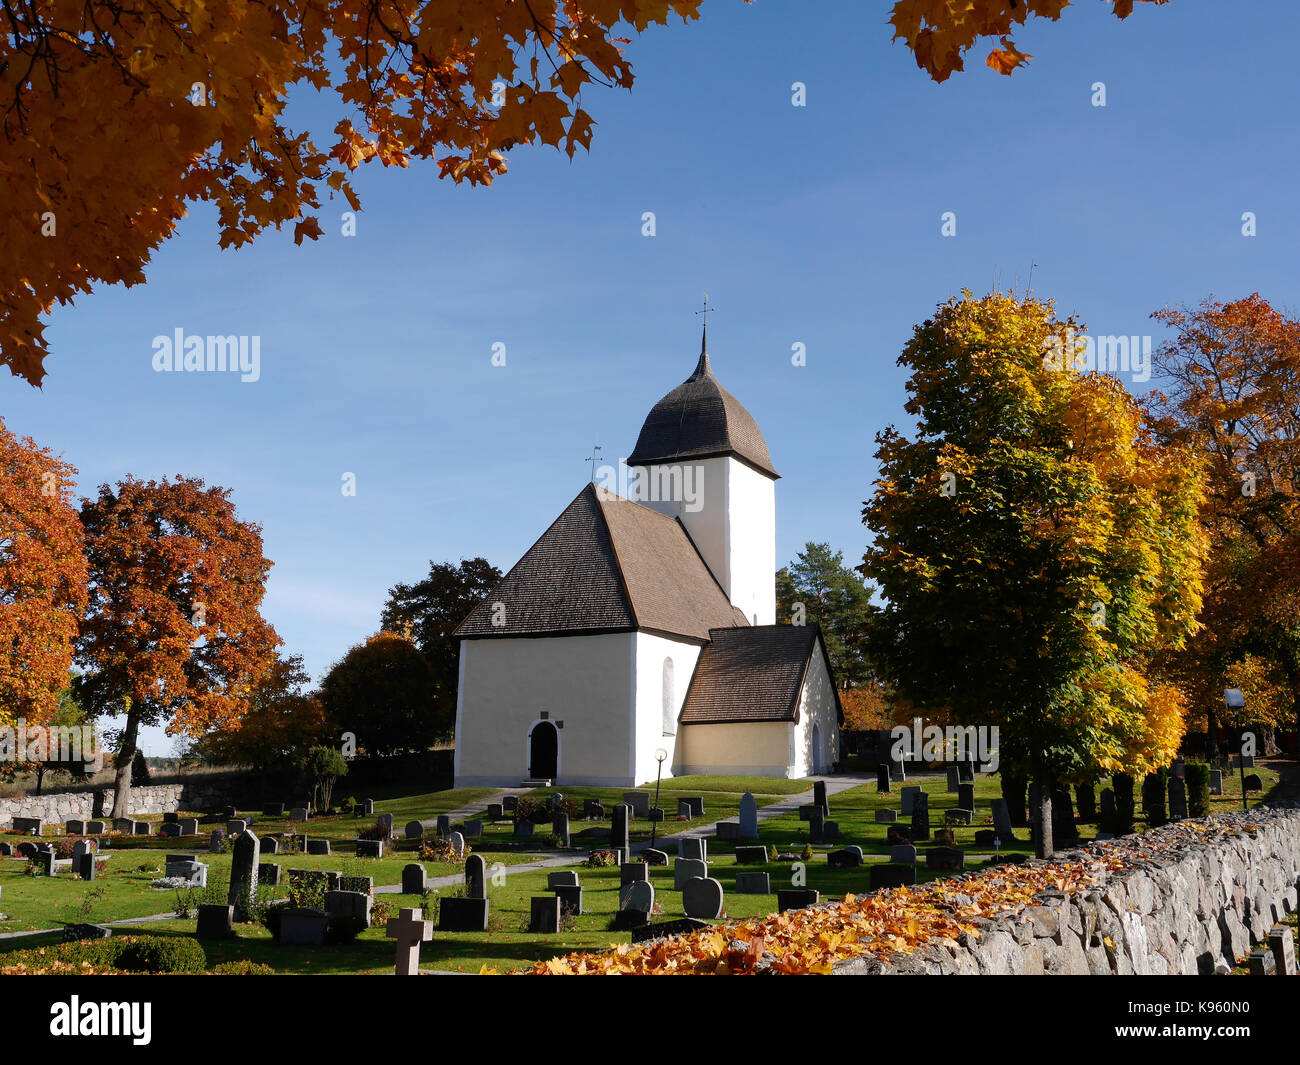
[832,804,1300,975]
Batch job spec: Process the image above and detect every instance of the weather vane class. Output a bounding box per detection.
[586,444,603,482]
[695,294,715,325]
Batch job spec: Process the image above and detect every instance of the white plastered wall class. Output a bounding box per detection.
[631,631,702,787]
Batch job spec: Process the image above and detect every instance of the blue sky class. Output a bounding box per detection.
[5,2,1298,753]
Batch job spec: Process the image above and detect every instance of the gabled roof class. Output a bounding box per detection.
[454,483,749,642]
[626,332,779,479]
[678,624,844,725]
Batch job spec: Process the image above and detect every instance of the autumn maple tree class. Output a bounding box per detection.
[861,291,1207,856]
[1145,294,1300,759]
[890,0,1168,82]
[1,0,708,386]
[0,416,87,731]
[74,476,279,818]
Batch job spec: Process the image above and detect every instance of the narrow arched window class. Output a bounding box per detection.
[662,657,676,735]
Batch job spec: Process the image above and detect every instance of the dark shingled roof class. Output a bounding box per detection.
[454,483,749,642]
[626,331,779,479]
[678,624,843,725]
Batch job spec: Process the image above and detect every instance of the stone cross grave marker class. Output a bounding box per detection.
[386,906,434,976]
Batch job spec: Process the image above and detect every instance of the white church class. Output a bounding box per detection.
[452,329,843,787]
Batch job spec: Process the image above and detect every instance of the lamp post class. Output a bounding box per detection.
[1224,688,1248,811]
[650,748,667,850]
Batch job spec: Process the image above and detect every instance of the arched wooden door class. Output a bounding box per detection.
[529,721,558,780]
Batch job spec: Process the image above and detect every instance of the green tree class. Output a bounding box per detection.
[298,744,348,814]
[380,558,501,736]
[861,291,1208,856]
[319,631,439,756]
[775,542,876,690]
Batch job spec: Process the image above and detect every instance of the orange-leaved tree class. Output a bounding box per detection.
[0,416,87,731]
[890,0,1168,82]
[74,476,279,817]
[2,1,708,386]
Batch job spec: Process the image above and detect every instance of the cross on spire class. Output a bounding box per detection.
[695,294,715,358]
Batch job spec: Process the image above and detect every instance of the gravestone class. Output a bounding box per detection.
[946,766,960,793]
[223,806,238,819]
[1051,787,1078,846]
[547,870,579,889]
[1099,788,1116,828]
[735,871,771,894]
[196,903,234,939]
[402,864,427,895]
[926,846,965,871]
[462,819,484,837]
[1244,773,1262,792]
[66,819,86,835]
[822,820,841,841]
[681,877,724,919]
[487,803,505,821]
[113,818,133,834]
[386,906,433,975]
[554,884,584,915]
[644,848,668,866]
[376,813,394,836]
[0,842,12,857]
[264,802,285,817]
[808,807,826,843]
[355,840,383,858]
[1171,758,1185,779]
[324,889,372,928]
[261,836,280,855]
[674,858,708,889]
[1247,948,1276,976]
[876,764,891,792]
[678,799,693,819]
[405,820,425,840]
[615,880,654,928]
[361,799,374,815]
[945,809,972,826]
[529,895,562,933]
[208,829,224,854]
[39,848,57,876]
[777,889,819,912]
[279,908,329,945]
[682,797,705,817]
[738,793,758,840]
[73,840,95,861]
[86,821,107,834]
[12,816,42,834]
[1076,783,1097,823]
[465,854,487,899]
[1269,923,1297,976]
[439,897,490,932]
[900,786,920,815]
[17,842,37,859]
[431,814,448,837]
[514,820,535,838]
[620,862,649,886]
[975,829,997,846]
[813,780,829,816]
[289,807,309,822]
[680,837,708,862]
[306,839,331,855]
[258,863,283,887]
[891,757,907,781]
[583,800,606,820]
[715,822,741,841]
[869,864,917,890]
[226,819,247,836]
[875,809,898,823]
[1168,778,1188,821]
[449,830,466,856]
[165,860,206,887]
[911,791,931,842]
[610,803,631,852]
[163,812,179,824]
[1209,770,1224,796]
[798,804,819,822]
[958,761,976,784]
[734,845,768,864]
[622,792,651,817]
[828,847,864,869]
[552,813,570,847]
[178,818,199,835]
[227,829,260,919]
[957,783,975,812]
[74,852,96,881]
[889,844,917,864]
[159,824,180,838]
[132,821,151,835]
[886,825,911,845]
[503,796,518,812]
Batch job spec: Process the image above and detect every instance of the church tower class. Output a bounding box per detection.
[627,326,778,625]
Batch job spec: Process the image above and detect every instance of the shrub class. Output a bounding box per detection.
[340,796,356,813]
[585,849,617,868]
[418,838,466,864]
[211,960,275,975]
[1186,763,1210,818]
[767,844,779,861]
[113,937,207,974]
[327,915,368,943]
[357,818,390,842]
[800,843,814,861]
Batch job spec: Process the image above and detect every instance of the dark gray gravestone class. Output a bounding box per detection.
[808,807,826,843]
[583,798,603,819]
[683,797,705,817]
[616,880,654,926]
[945,809,972,826]
[178,818,199,835]
[354,839,383,858]
[486,803,505,821]
[975,829,997,846]
[734,845,768,865]
[208,829,225,853]
[681,876,724,919]
[828,847,863,869]
[436,814,451,838]
[12,816,43,834]
[74,852,95,880]
[0,842,12,857]
[926,846,965,871]
[900,786,920,815]
[465,854,487,899]
[734,871,771,894]
[946,766,960,793]
[876,764,891,792]
[547,870,579,889]
[738,793,758,840]
[85,821,107,834]
[1244,773,1262,792]
[610,803,630,851]
[306,839,331,855]
[158,823,180,838]
[889,844,917,864]
[39,848,57,876]
[911,791,931,842]
[875,809,898,823]
[1171,758,1185,779]
[958,761,976,784]
[813,780,829,816]
[798,804,819,822]
[822,820,841,841]
[462,819,484,837]
[196,904,234,939]
[258,863,283,886]
[66,819,86,835]
[405,820,425,840]
[324,890,372,928]
[227,819,247,836]
[673,858,708,889]
[529,895,561,932]
[503,796,518,812]
[402,863,427,894]
[643,848,668,866]
[715,822,741,841]
[1076,783,1097,823]
[259,836,279,855]
[620,862,648,886]
[228,829,260,919]
[439,897,489,931]
[1168,778,1188,820]
[869,864,917,890]
[264,802,285,817]
[552,812,570,847]
[361,799,374,815]
[1099,788,1116,827]
[1209,770,1223,796]
[553,884,583,916]
[622,791,651,817]
[679,836,707,861]
[957,783,975,812]
[1051,787,1078,845]
[278,908,328,945]
[777,888,819,912]
[1247,948,1276,976]
[678,799,693,818]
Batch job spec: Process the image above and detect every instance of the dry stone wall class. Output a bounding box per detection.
[833,804,1300,975]
[1,781,237,827]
